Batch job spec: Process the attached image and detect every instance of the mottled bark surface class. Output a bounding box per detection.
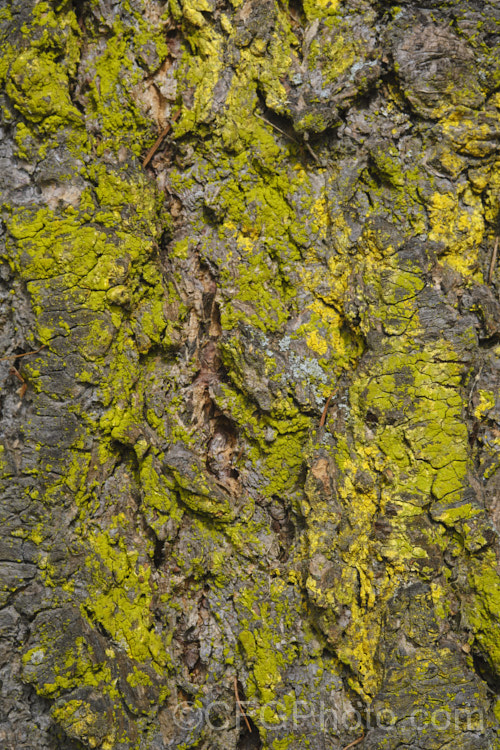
[1,0,500,748]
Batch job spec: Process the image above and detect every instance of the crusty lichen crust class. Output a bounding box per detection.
[1,0,500,748]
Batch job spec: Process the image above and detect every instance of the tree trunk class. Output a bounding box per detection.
[1,0,500,748]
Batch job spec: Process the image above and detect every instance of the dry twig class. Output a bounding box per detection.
[143,109,181,168]
[302,132,320,164]
[9,367,27,399]
[468,363,484,408]
[319,390,335,428]
[255,113,320,163]
[255,112,298,143]
[233,676,252,733]
[488,236,499,285]
[0,344,45,361]
[343,732,365,750]
[1,345,45,399]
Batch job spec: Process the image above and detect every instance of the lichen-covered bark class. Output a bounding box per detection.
[1,0,500,748]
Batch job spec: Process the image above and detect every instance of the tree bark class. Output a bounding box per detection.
[1,0,500,748]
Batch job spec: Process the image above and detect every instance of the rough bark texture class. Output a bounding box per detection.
[1,0,500,748]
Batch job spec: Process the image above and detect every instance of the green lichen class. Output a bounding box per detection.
[299,240,484,697]
[6,48,82,130]
[239,628,284,703]
[140,454,184,531]
[302,0,341,22]
[219,382,309,500]
[163,0,495,707]
[51,698,117,750]
[174,0,293,141]
[464,552,500,673]
[3,0,500,745]
[474,389,496,419]
[22,636,116,699]
[1,3,179,741]
[427,187,484,278]
[83,521,170,671]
